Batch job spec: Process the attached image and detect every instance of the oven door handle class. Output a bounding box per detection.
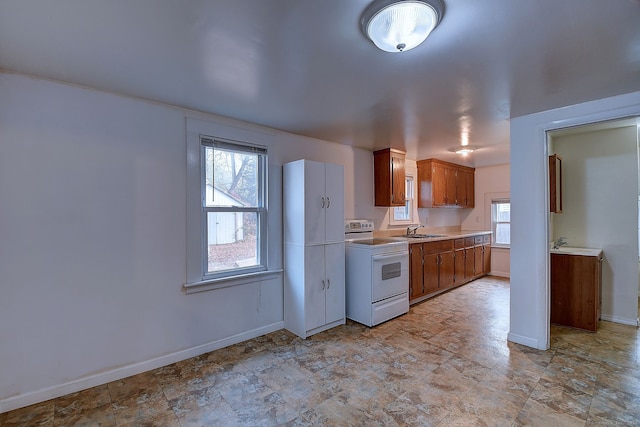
[372,252,408,261]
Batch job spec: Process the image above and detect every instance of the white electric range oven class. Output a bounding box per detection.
[344,220,409,326]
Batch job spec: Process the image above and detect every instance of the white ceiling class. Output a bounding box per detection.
[1,0,639,167]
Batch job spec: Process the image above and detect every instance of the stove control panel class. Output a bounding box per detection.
[345,220,374,233]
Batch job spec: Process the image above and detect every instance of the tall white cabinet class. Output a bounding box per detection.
[283,160,345,339]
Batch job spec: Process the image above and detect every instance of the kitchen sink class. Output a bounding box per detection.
[405,234,445,238]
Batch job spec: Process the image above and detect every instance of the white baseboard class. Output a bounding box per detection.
[0,321,284,414]
[489,271,510,279]
[600,314,638,327]
[507,332,542,350]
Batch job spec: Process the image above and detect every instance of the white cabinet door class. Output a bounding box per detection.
[324,243,345,325]
[324,163,345,243]
[304,161,326,245]
[304,244,326,332]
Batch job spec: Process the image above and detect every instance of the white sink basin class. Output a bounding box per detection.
[550,246,602,256]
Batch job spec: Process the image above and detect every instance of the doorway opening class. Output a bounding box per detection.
[546,116,640,347]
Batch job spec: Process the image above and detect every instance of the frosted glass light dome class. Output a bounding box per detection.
[361,0,444,53]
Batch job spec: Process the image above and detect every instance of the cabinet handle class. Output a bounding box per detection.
[322,279,326,290]
[327,278,331,289]
[327,197,330,208]
[321,197,325,208]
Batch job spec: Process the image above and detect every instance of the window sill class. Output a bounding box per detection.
[491,245,510,250]
[183,269,283,295]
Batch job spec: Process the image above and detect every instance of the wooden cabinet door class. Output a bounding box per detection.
[439,251,455,289]
[391,154,405,205]
[482,244,491,274]
[474,245,483,278]
[459,169,475,208]
[374,148,406,207]
[444,167,457,205]
[424,253,440,294]
[409,244,424,300]
[431,164,447,206]
[464,247,474,281]
[454,248,465,285]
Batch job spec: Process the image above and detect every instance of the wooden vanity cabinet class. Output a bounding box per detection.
[417,159,475,208]
[374,148,406,207]
[551,251,603,332]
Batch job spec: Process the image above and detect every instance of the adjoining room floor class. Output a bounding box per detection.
[2,277,639,426]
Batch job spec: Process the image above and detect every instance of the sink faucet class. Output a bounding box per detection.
[552,237,568,249]
[406,225,424,236]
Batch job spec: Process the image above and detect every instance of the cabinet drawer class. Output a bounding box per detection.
[464,237,475,247]
[474,236,484,244]
[454,238,465,248]
[483,234,491,244]
[423,240,453,254]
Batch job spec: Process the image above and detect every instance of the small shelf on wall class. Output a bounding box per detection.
[549,154,562,213]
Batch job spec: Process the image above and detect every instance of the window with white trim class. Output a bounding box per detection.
[389,175,414,224]
[491,200,510,247]
[201,137,267,279]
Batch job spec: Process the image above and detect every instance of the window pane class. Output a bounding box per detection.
[496,203,510,222]
[495,223,510,245]
[405,177,413,200]
[207,211,258,273]
[205,146,259,207]
[393,203,410,221]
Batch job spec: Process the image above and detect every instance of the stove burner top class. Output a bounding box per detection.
[349,238,399,246]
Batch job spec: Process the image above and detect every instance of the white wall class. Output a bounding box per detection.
[0,72,365,412]
[510,90,640,350]
[461,164,511,277]
[551,126,638,324]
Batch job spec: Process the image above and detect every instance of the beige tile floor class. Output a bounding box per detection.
[2,277,639,426]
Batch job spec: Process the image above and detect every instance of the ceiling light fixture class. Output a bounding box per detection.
[448,145,481,156]
[361,0,445,53]
[455,147,474,155]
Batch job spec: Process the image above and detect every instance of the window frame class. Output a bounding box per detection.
[491,199,511,248]
[389,174,415,225]
[200,137,268,281]
[185,118,278,293]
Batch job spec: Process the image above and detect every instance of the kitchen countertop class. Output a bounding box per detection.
[387,230,492,244]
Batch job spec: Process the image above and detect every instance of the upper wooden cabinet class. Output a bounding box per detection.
[549,154,562,213]
[373,148,406,207]
[417,159,475,208]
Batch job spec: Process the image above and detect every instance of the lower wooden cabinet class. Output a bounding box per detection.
[410,234,489,304]
[551,251,603,332]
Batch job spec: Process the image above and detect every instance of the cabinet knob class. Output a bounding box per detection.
[327,278,331,289]
[326,197,330,209]
[321,197,325,208]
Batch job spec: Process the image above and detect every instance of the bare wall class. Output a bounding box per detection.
[0,72,364,412]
